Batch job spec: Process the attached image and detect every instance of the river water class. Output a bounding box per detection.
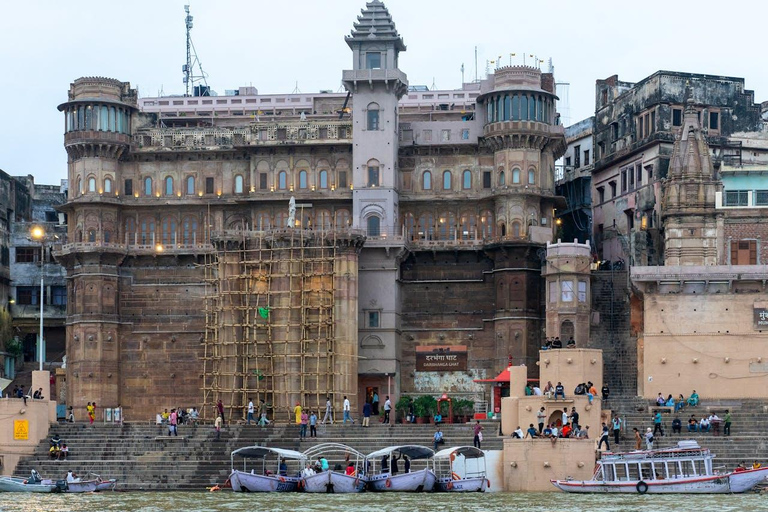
[1,492,767,512]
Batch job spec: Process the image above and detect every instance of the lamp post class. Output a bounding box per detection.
[30,226,45,371]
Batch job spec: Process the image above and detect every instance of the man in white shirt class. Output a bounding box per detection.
[512,426,524,439]
[383,396,392,424]
[322,397,333,425]
[536,407,547,434]
[247,398,254,425]
[532,386,542,396]
[343,396,354,425]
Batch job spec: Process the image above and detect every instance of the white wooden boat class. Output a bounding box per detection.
[434,446,489,492]
[0,470,60,493]
[66,479,99,493]
[366,445,436,492]
[552,440,768,494]
[95,478,117,491]
[302,443,367,493]
[230,446,306,492]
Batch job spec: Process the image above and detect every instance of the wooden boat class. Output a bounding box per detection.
[301,443,367,493]
[366,445,436,492]
[552,440,768,494]
[0,470,61,493]
[230,446,306,492]
[434,446,489,492]
[94,476,118,491]
[66,473,117,493]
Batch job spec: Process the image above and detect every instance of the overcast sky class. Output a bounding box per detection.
[2,0,767,185]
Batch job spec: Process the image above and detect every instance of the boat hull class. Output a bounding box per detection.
[435,476,487,492]
[303,471,366,493]
[552,467,768,494]
[66,480,99,493]
[0,477,58,493]
[95,479,117,491]
[230,470,300,492]
[368,469,436,492]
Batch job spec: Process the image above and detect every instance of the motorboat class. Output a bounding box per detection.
[230,446,306,492]
[434,446,489,492]
[366,445,436,492]
[301,443,367,493]
[0,470,61,493]
[552,440,768,494]
[65,473,118,493]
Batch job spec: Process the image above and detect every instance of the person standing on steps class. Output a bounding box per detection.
[362,400,372,427]
[309,410,317,437]
[294,402,303,426]
[724,410,732,436]
[258,400,270,427]
[299,410,308,441]
[343,396,354,425]
[383,396,392,424]
[169,408,178,436]
[612,415,623,445]
[215,414,222,441]
[247,398,255,425]
[633,427,642,450]
[216,399,225,425]
[598,423,610,451]
[653,411,664,437]
[322,397,333,425]
[372,391,380,416]
[473,421,484,449]
[537,407,546,434]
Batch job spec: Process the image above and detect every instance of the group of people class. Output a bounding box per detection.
[246,398,270,426]
[293,404,319,440]
[362,394,392,426]
[542,336,577,349]
[48,434,69,460]
[655,390,700,412]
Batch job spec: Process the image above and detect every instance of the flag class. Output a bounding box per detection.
[258,307,270,319]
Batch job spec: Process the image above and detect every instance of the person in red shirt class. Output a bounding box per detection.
[561,423,572,438]
[345,463,356,476]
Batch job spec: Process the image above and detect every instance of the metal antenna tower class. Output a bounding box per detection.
[183,5,209,97]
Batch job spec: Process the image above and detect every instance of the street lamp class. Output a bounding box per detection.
[30,225,45,371]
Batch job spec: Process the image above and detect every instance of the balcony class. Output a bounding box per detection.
[342,68,408,85]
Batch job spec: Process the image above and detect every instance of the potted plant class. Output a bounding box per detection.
[395,395,411,423]
[413,395,436,424]
[455,399,475,423]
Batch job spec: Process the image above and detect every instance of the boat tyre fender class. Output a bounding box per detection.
[487,478,491,489]
[279,476,286,483]
[447,481,453,490]
[636,481,648,494]
[385,478,392,488]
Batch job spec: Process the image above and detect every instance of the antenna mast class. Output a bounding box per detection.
[183,5,209,97]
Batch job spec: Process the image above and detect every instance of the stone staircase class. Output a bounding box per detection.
[606,398,768,470]
[13,420,501,490]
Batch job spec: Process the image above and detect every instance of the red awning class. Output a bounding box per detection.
[473,367,539,384]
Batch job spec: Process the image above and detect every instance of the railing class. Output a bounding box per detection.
[133,120,353,150]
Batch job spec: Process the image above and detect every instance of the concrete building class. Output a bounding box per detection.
[55,0,568,421]
[556,117,593,245]
[592,71,763,267]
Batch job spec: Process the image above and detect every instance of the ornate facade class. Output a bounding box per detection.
[57,0,566,420]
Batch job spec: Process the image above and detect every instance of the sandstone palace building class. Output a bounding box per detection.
[56,1,568,420]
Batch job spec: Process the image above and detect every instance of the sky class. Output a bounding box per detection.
[2,0,767,185]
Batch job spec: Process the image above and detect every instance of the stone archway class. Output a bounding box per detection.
[560,319,574,341]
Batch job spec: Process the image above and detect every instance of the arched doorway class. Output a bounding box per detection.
[560,319,574,341]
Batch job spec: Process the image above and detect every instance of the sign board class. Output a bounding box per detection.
[13,420,28,440]
[415,345,467,372]
[754,306,768,329]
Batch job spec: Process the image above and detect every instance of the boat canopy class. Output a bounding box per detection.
[366,445,435,460]
[434,446,485,459]
[303,442,365,459]
[231,446,307,461]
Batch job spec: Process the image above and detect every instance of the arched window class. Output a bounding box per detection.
[512,95,519,121]
[182,216,198,244]
[103,231,111,243]
[367,159,379,187]
[499,171,505,186]
[164,176,174,196]
[335,209,351,228]
[87,229,96,242]
[278,171,287,190]
[442,171,452,190]
[538,95,544,121]
[403,212,416,240]
[77,107,84,131]
[298,171,307,189]
[521,95,528,121]
[503,94,510,121]
[495,95,501,122]
[487,101,493,123]
[480,210,494,238]
[512,168,521,184]
[500,223,507,237]
[512,221,521,237]
[75,177,81,196]
[460,213,477,240]
[319,170,328,189]
[186,176,195,195]
[367,102,380,131]
[255,212,271,231]
[316,210,331,230]
[104,177,112,194]
[528,168,536,184]
[418,213,435,240]
[275,212,288,229]
[88,177,96,193]
[144,177,152,196]
[99,106,108,131]
[235,174,244,194]
[161,216,177,245]
[125,217,136,245]
[423,170,432,190]
[109,107,116,132]
[116,108,122,133]
[85,106,93,130]
[438,212,456,240]
[140,217,155,245]
[530,96,537,120]
[462,170,472,190]
[367,215,381,237]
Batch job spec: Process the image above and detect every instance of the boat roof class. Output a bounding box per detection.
[366,445,435,460]
[231,446,306,460]
[600,441,711,462]
[303,442,365,459]
[434,446,485,459]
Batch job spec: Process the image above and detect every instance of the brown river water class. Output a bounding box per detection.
[1,492,767,512]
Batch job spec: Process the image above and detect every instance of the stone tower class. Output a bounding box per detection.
[56,77,137,416]
[543,240,592,345]
[662,99,721,265]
